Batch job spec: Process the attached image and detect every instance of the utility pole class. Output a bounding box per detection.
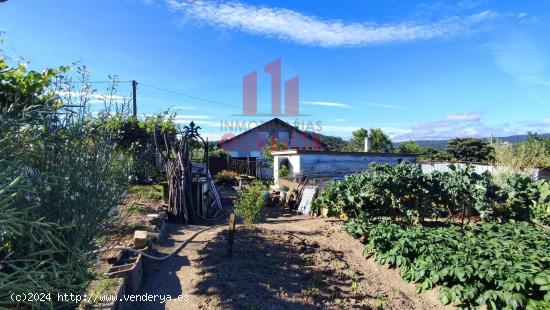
[132,80,137,118]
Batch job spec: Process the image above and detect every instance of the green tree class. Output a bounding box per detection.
[370,128,393,152]
[395,141,422,153]
[0,58,68,118]
[318,133,349,151]
[344,128,393,152]
[343,128,368,152]
[446,138,494,163]
[418,147,452,161]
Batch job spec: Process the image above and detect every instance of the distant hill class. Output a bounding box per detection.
[393,133,550,150]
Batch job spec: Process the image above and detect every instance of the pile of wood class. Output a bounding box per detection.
[155,121,222,224]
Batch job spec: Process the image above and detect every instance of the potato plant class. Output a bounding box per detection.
[362,221,550,309]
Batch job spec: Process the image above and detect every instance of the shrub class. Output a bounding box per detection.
[234,181,267,228]
[214,170,239,186]
[103,113,176,184]
[279,165,290,178]
[494,133,550,170]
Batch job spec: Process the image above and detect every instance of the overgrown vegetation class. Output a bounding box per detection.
[214,170,239,186]
[446,138,495,163]
[278,165,290,178]
[495,133,550,170]
[0,56,131,308]
[234,181,268,228]
[103,112,176,184]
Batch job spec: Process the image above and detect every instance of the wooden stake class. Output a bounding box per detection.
[227,212,236,259]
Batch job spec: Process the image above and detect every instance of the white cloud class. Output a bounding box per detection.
[391,112,525,141]
[444,112,482,122]
[172,105,196,110]
[166,0,498,47]
[58,91,129,105]
[302,101,352,108]
[365,102,404,109]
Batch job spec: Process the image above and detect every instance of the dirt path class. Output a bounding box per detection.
[129,205,447,310]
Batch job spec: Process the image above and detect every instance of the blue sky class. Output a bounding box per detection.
[1,0,549,141]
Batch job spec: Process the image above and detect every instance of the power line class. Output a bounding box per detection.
[139,82,244,112]
[86,80,133,84]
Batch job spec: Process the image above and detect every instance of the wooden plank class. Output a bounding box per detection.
[297,186,318,215]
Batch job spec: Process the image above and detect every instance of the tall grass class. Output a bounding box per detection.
[0,63,132,308]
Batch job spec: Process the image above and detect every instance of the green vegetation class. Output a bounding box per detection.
[129,185,164,200]
[495,133,550,170]
[234,181,268,228]
[314,162,550,308]
[446,138,495,163]
[214,170,239,186]
[395,141,423,154]
[0,56,131,308]
[103,112,176,184]
[343,128,393,152]
[314,162,549,225]
[278,165,290,178]
[362,221,550,309]
[317,133,349,151]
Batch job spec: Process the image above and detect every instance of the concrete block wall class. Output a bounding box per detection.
[273,151,417,181]
[298,154,416,178]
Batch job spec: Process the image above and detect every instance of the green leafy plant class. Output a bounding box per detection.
[361,221,550,309]
[314,162,549,226]
[214,170,239,186]
[234,181,267,228]
[278,164,290,178]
